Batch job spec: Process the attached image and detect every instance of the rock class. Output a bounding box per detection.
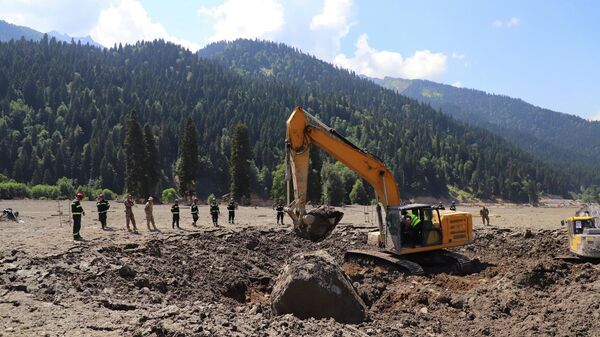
[419,307,428,315]
[524,230,534,239]
[293,206,344,242]
[245,237,260,250]
[271,250,367,324]
[118,265,137,279]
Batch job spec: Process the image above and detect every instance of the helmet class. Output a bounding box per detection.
[76,192,84,200]
[98,194,105,199]
[148,196,154,201]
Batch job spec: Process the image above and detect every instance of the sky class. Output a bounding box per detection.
[1,0,598,120]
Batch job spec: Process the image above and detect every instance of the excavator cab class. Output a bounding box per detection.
[386,204,443,249]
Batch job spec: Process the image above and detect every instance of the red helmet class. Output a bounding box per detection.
[76,192,84,200]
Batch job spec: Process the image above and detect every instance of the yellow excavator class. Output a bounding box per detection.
[284,106,474,274]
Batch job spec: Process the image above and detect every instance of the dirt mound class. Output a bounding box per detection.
[1,224,599,336]
[271,250,366,323]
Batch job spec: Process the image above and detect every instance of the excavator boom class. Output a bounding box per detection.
[286,106,398,241]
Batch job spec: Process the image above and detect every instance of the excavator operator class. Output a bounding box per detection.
[402,210,422,247]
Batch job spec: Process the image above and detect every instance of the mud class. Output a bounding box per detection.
[1,222,599,336]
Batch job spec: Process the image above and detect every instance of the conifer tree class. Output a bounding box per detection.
[349,179,369,205]
[176,117,199,197]
[124,110,146,197]
[229,123,251,200]
[307,147,323,203]
[143,123,159,197]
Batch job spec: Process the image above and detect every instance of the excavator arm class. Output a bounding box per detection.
[285,106,400,242]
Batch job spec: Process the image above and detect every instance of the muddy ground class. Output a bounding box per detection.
[0,200,598,336]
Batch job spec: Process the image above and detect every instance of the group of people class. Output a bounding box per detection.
[70,193,287,241]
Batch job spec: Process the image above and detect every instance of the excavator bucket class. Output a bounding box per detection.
[293,206,344,242]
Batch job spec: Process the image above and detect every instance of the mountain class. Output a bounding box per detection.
[0,20,103,48]
[375,77,600,171]
[0,38,584,202]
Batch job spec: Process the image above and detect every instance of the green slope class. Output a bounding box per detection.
[378,77,600,171]
[200,39,582,199]
[0,38,581,201]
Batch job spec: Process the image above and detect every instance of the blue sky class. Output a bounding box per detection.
[1,0,598,119]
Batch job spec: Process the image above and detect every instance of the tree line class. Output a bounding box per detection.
[0,37,583,204]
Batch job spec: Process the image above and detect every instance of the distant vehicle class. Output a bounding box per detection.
[561,216,600,259]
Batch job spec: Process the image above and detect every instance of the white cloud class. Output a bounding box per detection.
[451,51,465,60]
[591,111,600,121]
[198,0,284,42]
[451,81,463,88]
[91,0,199,50]
[0,0,105,36]
[493,16,520,28]
[333,34,447,80]
[310,0,354,34]
[308,0,356,58]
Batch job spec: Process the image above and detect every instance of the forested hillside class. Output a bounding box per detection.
[377,77,600,177]
[0,38,581,202]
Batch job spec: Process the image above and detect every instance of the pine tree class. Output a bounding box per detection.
[307,146,323,203]
[143,123,159,197]
[124,110,146,197]
[349,179,369,205]
[176,117,199,197]
[229,123,251,200]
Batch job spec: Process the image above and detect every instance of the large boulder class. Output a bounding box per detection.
[271,250,367,324]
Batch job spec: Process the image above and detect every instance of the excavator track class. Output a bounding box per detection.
[344,249,475,275]
[344,250,424,275]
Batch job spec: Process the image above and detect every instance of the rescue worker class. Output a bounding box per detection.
[71,192,85,240]
[402,210,422,247]
[144,196,157,231]
[124,194,138,232]
[210,199,220,227]
[273,198,285,225]
[191,197,199,227]
[96,193,110,230]
[450,200,457,211]
[227,198,238,224]
[480,206,490,226]
[171,199,181,229]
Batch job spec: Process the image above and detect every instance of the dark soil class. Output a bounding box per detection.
[1,226,599,336]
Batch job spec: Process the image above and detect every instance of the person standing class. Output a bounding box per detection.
[273,198,285,225]
[227,199,238,224]
[96,194,110,230]
[450,200,457,211]
[124,194,138,232]
[144,196,157,231]
[210,199,220,227]
[171,199,181,229]
[480,206,490,225]
[191,197,199,227]
[71,192,85,240]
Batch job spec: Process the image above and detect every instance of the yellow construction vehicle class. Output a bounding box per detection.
[285,106,474,274]
[561,216,600,259]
